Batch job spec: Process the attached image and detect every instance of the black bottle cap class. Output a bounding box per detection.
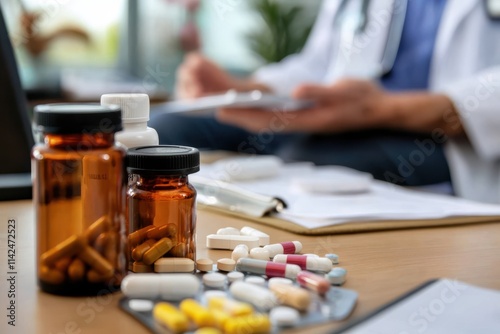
[34,103,123,134]
[126,145,200,175]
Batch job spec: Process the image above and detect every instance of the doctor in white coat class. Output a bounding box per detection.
[152,0,500,203]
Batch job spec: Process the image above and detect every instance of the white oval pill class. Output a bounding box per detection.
[203,272,227,288]
[240,226,270,246]
[229,281,277,311]
[249,247,270,260]
[231,244,249,262]
[244,275,266,287]
[325,253,339,264]
[268,277,293,289]
[203,290,227,302]
[326,267,347,285]
[270,306,299,327]
[128,299,154,312]
[217,227,241,235]
[227,271,244,283]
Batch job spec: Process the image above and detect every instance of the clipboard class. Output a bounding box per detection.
[192,176,500,235]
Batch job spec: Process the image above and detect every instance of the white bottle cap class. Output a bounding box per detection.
[100,94,150,123]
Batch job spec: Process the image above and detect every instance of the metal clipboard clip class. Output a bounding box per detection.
[190,176,286,218]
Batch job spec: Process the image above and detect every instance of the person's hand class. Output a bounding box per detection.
[217,79,465,136]
[176,53,237,99]
[216,79,390,133]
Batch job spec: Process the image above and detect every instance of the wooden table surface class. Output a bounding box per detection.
[1,199,500,334]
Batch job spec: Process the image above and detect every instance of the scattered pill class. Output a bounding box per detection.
[142,238,173,265]
[326,267,347,285]
[217,227,241,235]
[180,298,213,327]
[224,314,271,334]
[296,271,331,295]
[229,281,277,311]
[231,244,249,262]
[325,253,339,264]
[203,290,228,302]
[206,234,259,250]
[128,299,154,312]
[154,257,195,273]
[240,226,270,246]
[208,296,254,317]
[227,271,244,283]
[121,274,200,300]
[194,328,222,334]
[153,302,189,333]
[268,277,293,289]
[249,247,270,260]
[203,272,226,288]
[196,258,214,272]
[236,258,301,279]
[269,283,311,311]
[270,306,300,327]
[209,309,230,330]
[245,276,266,287]
[263,241,302,258]
[217,258,236,272]
[273,254,333,273]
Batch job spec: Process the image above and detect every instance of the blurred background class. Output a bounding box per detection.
[1,0,321,102]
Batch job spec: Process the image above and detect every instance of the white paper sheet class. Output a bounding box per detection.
[343,279,500,333]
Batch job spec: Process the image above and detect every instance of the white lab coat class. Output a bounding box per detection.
[254,0,500,204]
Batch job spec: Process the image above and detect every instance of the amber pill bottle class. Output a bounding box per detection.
[32,104,127,296]
[126,146,200,273]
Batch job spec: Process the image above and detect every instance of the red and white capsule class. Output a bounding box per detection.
[263,241,302,258]
[273,254,332,273]
[235,258,301,279]
[296,271,331,295]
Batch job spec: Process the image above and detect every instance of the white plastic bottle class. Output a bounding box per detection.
[100,93,159,148]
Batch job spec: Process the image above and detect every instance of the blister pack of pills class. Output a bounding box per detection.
[119,267,358,334]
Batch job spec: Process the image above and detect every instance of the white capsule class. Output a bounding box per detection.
[267,277,293,289]
[217,227,241,235]
[244,275,266,287]
[270,306,300,327]
[325,253,339,264]
[227,271,245,283]
[207,234,259,250]
[231,244,250,262]
[326,267,347,285]
[121,274,200,301]
[263,241,302,258]
[203,272,227,288]
[273,254,332,273]
[249,247,270,260]
[128,299,154,312]
[240,226,270,246]
[230,281,277,311]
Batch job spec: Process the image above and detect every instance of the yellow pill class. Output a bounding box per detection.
[208,297,253,317]
[142,238,173,265]
[85,216,110,243]
[209,309,230,330]
[39,265,65,285]
[194,328,222,334]
[180,298,213,327]
[40,235,86,266]
[128,225,155,247]
[131,239,156,261]
[68,258,86,281]
[224,314,271,334]
[153,302,189,333]
[79,246,114,277]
